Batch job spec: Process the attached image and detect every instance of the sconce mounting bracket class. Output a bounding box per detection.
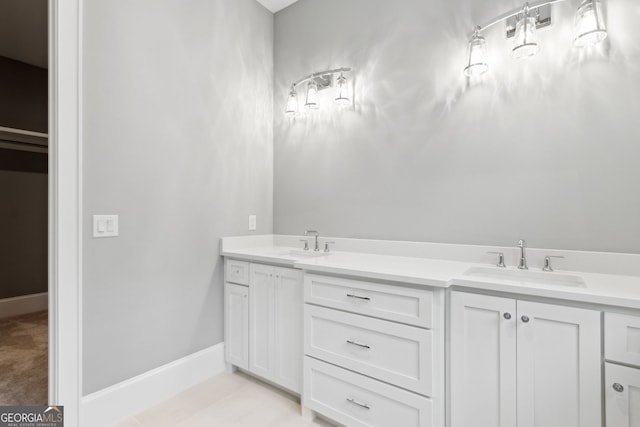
[313,74,334,91]
[292,67,352,91]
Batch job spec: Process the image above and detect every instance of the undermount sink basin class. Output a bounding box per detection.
[289,249,332,258]
[274,249,332,258]
[463,267,586,287]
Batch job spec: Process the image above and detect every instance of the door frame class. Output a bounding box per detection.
[48,0,83,425]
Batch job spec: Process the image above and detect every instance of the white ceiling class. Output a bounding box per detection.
[0,0,48,69]
[256,0,300,13]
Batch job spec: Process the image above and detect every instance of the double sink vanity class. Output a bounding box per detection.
[221,234,640,427]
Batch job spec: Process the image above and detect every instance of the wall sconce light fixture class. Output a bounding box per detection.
[464,0,608,76]
[574,0,607,46]
[512,4,540,59]
[464,27,489,77]
[285,85,299,117]
[305,80,320,110]
[334,72,351,106]
[284,67,352,117]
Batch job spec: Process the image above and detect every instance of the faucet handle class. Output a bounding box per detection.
[299,239,309,251]
[542,255,564,272]
[324,241,335,253]
[487,252,506,268]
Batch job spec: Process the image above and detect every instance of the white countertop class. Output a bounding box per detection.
[221,244,640,310]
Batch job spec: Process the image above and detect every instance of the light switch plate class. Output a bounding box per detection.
[93,215,119,238]
[248,215,257,231]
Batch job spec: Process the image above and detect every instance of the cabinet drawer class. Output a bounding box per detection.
[304,274,433,328]
[304,357,433,427]
[305,305,432,396]
[605,362,640,426]
[225,259,249,285]
[605,313,640,367]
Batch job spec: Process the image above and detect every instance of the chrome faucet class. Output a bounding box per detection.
[543,255,564,272]
[517,239,528,270]
[305,230,320,252]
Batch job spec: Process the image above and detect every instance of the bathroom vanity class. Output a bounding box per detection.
[221,235,640,427]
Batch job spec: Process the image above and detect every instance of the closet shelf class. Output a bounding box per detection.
[0,126,48,153]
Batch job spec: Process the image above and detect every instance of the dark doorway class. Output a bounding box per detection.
[0,0,49,406]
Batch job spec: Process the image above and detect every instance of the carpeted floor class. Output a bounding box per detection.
[0,310,48,405]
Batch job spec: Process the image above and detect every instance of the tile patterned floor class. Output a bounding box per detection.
[0,310,48,405]
[115,371,335,427]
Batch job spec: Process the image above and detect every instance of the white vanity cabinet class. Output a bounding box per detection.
[303,274,444,427]
[605,363,640,427]
[224,259,250,370]
[223,259,303,394]
[224,282,249,370]
[449,292,517,427]
[450,291,602,427]
[249,263,303,393]
[604,313,640,427]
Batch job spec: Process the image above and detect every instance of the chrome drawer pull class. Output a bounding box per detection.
[347,340,371,349]
[346,397,371,410]
[346,294,371,301]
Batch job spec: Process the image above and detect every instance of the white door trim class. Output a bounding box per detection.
[48,0,83,425]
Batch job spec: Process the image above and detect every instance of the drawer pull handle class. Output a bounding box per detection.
[613,383,624,393]
[346,397,371,410]
[347,294,371,301]
[347,340,371,349]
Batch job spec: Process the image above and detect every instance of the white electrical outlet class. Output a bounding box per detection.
[93,215,119,238]
[248,215,257,231]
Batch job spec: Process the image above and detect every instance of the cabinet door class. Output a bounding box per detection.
[605,363,640,427]
[516,301,601,427]
[224,283,249,370]
[450,292,517,427]
[273,267,303,393]
[249,263,275,380]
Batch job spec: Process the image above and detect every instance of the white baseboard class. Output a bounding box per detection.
[0,292,48,319]
[82,343,226,427]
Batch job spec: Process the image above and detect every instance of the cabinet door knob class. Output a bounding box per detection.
[613,383,624,393]
[521,315,530,323]
[504,313,512,320]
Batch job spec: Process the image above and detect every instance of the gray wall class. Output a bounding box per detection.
[83,0,273,394]
[0,56,48,132]
[273,0,640,254]
[0,150,48,299]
